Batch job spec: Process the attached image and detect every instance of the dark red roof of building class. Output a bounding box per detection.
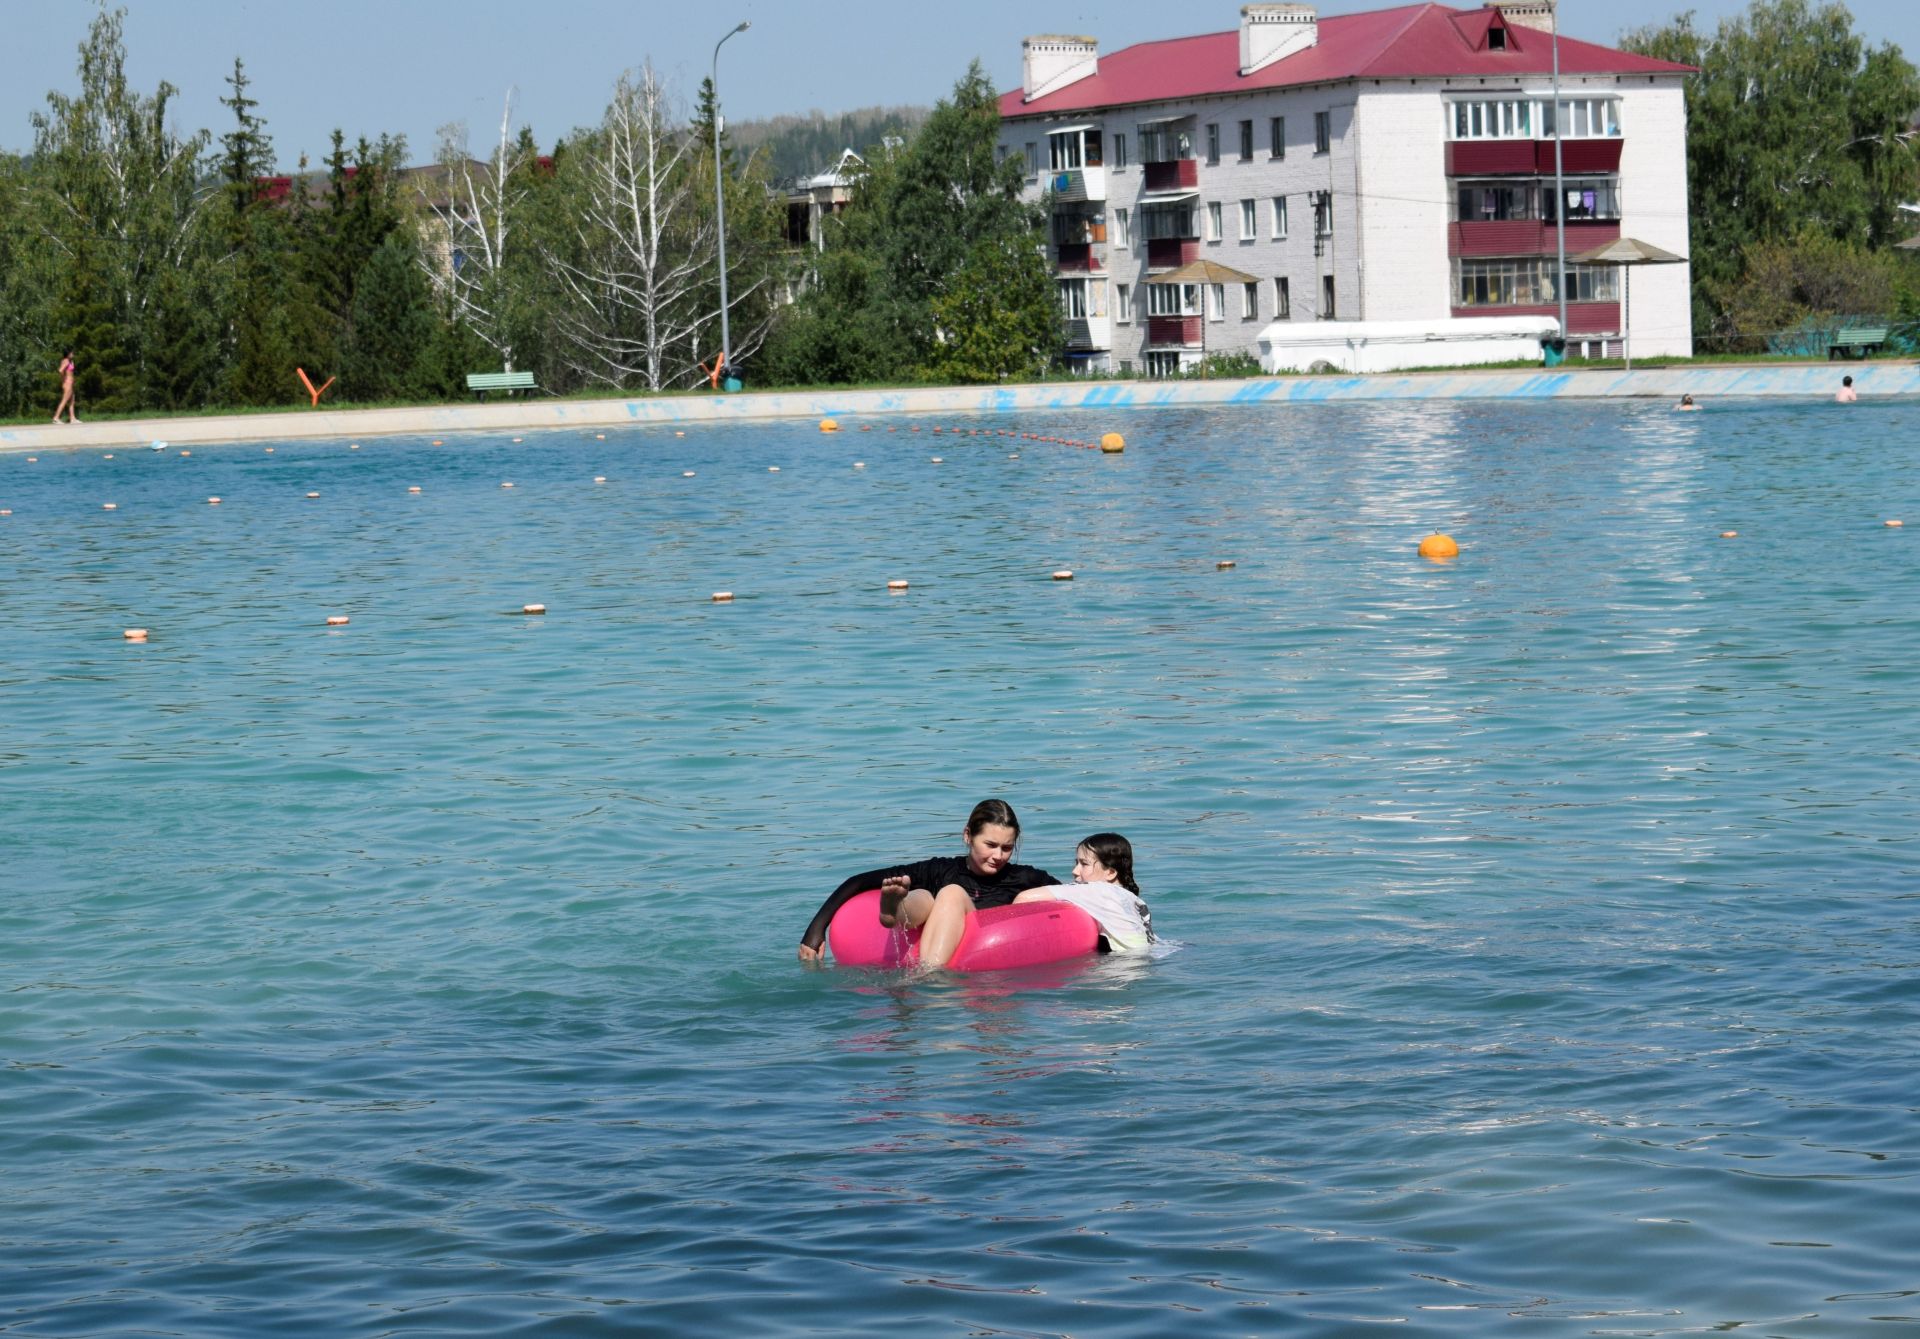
[1000,3,1693,119]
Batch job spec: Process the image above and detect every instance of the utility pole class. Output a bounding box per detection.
[712,20,750,385]
[1551,0,1568,352]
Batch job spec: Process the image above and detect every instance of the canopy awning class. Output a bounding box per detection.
[1045,124,1095,136]
[1138,190,1200,205]
[1567,236,1687,266]
[1151,259,1259,286]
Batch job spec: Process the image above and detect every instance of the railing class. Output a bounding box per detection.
[1146,238,1201,270]
[1065,315,1113,350]
[1445,140,1623,176]
[1046,166,1107,203]
[1055,243,1103,274]
[1449,219,1620,256]
[1146,315,1202,348]
[1142,159,1199,193]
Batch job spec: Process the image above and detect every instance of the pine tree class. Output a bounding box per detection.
[341,232,435,400]
[57,232,134,413]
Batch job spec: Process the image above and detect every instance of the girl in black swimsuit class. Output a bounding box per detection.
[796,798,1059,967]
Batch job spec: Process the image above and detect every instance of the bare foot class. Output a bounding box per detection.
[878,886,907,928]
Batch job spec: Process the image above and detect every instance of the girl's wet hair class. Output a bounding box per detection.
[1079,832,1139,895]
[965,798,1020,844]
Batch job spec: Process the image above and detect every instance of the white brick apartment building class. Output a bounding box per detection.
[997,2,1694,374]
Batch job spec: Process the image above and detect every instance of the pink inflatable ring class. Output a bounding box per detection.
[826,888,1099,972]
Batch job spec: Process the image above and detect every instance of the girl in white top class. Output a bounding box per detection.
[1013,832,1155,954]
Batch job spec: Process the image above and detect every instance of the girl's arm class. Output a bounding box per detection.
[798,858,946,957]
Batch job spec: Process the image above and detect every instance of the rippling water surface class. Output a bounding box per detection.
[4,400,1918,1336]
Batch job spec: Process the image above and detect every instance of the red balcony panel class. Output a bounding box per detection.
[1057,243,1093,272]
[1146,238,1201,269]
[1536,139,1624,173]
[1449,219,1620,256]
[1146,315,1203,347]
[1446,141,1537,175]
[1143,159,1199,192]
[1451,302,1621,334]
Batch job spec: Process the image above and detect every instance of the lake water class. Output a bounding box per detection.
[3,400,1918,1336]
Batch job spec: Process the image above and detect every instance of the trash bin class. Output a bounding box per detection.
[1542,338,1566,367]
[723,376,743,393]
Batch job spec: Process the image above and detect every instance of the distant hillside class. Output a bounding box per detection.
[731,104,929,185]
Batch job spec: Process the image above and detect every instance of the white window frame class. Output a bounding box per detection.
[1112,133,1128,169]
[1114,207,1130,249]
[1058,278,1089,319]
[1314,111,1331,154]
[1147,283,1201,317]
[1208,282,1225,322]
[1272,195,1288,239]
[1116,282,1133,323]
[1239,198,1256,240]
[1275,275,1290,318]
[1241,281,1259,320]
[1206,201,1223,242]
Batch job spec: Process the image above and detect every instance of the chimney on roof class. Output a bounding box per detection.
[1022,35,1099,103]
[1483,0,1555,34]
[1240,4,1318,76]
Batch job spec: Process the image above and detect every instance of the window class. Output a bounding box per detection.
[1024,142,1038,174]
[1048,132,1083,172]
[1120,359,1134,374]
[1447,96,1619,141]
[1269,116,1285,158]
[1113,133,1128,169]
[1206,123,1220,164]
[1275,276,1290,318]
[1488,25,1507,50]
[1145,351,1183,378]
[1546,97,1622,138]
[1147,283,1201,316]
[1313,192,1334,237]
[1208,283,1225,321]
[1544,178,1622,221]
[1084,133,1103,167]
[1451,258,1620,306]
[1321,274,1336,319]
[1206,201,1223,241]
[1240,198,1256,239]
[1455,181,1537,221]
[1116,283,1133,322]
[1141,203,1197,240]
[1238,119,1254,161]
[1242,281,1259,320]
[1314,111,1331,154]
[1272,195,1289,239]
[1114,207,1130,248]
[1058,278,1088,319]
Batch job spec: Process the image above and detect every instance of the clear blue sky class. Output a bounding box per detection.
[4,0,1916,169]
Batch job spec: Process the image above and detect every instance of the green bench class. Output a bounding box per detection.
[1829,327,1888,359]
[466,370,538,398]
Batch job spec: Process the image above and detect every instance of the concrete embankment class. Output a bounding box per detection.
[3,362,1913,453]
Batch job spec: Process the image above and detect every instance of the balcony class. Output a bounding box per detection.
[1047,166,1106,203]
[1143,159,1199,193]
[1065,315,1113,351]
[1146,238,1201,271]
[1452,301,1622,334]
[1449,219,1620,257]
[1445,139,1624,177]
[1055,242,1106,274]
[1146,315,1203,348]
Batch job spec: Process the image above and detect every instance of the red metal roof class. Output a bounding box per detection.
[1000,4,1693,119]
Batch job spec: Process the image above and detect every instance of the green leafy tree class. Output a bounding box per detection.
[56,232,135,412]
[765,62,1059,385]
[1622,0,1920,340]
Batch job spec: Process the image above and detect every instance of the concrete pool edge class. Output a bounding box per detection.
[4,362,1913,452]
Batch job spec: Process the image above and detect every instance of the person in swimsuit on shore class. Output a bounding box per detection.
[1013,832,1155,955]
[796,798,1059,968]
[52,351,77,424]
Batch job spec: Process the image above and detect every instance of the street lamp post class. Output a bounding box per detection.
[1550,0,1568,354]
[712,20,749,387]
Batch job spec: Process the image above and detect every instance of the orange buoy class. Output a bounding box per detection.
[683,470,696,478]
[408,486,422,494]
[501,481,514,489]
[594,476,607,484]
[305,491,320,499]
[178,450,191,457]
[103,454,112,459]
[675,431,685,437]
[102,502,117,510]
[887,579,909,591]
[1886,519,1905,528]
[1719,530,1738,539]
[854,462,866,469]
[768,466,780,472]
[0,509,11,516]
[929,456,943,463]
[596,433,606,440]
[1217,559,1236,569]
[522,604,546,615]
[1052,569,1074,581]
[861,425,872,432]
[512,437,523,443]
[26,457,37,463]
[820,418,839,433]
[349,443,360,450]
[123,628,148,641]
[325,615,350,626]
[1009,453,1020,460]
[712,591,734,602]
[1418,533,1460,560]
[432,439,443,446]
[265,447,274,453]
[207,497,222,505]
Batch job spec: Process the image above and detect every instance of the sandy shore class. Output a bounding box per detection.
[3,362,1911,453]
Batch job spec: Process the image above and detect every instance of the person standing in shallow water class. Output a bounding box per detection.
[1836,375,1858,404]
[796,798,1059,968]
[52,351,77,424]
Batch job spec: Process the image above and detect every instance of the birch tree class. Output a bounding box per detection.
[424,92,530,371]
[545,64,718,391]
